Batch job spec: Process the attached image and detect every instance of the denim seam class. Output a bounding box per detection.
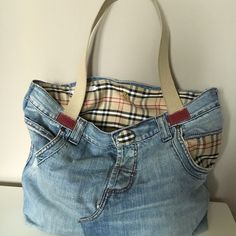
[36,142,67,166]
[177,104,221,127]
[181,87,218,108]
[154,115,170,142]
[112,159,137,194]
[31,84,64,113]
[182,128,223,139]
[22,143,34,173]
[78,160,120,223]
[82,129,160,148]
[22,82,35,111]
[78,150,123,222]
[78,168,137,223]
[34,129,63,156]
[78,144,138,223]
[171,141,206,181]
[127,129,160,145]
[81,133,115,149]
[78,189,112,223]
[24,116,55,141]
[68,121,87,146]
[190,103,220,120]
[171,127,209,180]
[35,130,67,165]
[111,144,138,194]
[176,127,212,174]
[28,99,62,126]
[28,98,92,148]
[29,98,57,120]
[28,97,161,146]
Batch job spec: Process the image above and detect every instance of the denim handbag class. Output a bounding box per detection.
[22,0,224,235]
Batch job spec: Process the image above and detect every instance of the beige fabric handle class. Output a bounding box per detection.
[63,0,184,120]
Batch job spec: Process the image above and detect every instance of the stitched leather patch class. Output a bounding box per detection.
[56,113,76,130]
[167,108,191,125]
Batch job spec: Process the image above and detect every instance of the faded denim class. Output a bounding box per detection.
[21,77,224,236]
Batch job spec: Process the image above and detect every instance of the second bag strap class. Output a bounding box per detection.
[61,0,188,127]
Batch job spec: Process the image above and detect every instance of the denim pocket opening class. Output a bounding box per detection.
[176,125,223,172]
[24,116,66,164]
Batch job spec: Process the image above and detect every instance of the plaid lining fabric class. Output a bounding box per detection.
[35,79,222,169]
[184,133,222,169]
[35,79,202,130]
[116,129,136,145]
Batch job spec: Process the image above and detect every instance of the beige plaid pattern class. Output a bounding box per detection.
[34,79,222,168]
[116,129,136,145]
[35,79,201,129]
[184,132,222,169]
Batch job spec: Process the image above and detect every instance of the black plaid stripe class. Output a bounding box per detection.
[35,79,202,132]
[185,133,222,169]
[116,130,136,145]
[35,79,224,156]
[36,80,74,105]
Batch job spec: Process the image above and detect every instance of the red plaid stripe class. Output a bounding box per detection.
[35,79,200,131]
[184,133,222,169]
[35,79,222,169]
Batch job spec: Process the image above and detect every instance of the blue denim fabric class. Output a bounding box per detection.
[22,77,223,236]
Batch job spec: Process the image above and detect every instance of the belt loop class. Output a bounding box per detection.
[156,113,172,142]
[68,118,87,145]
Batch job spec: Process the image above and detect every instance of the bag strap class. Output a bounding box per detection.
[59,0,189,128]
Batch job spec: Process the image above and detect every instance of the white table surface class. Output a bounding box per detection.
[0,186,235,236]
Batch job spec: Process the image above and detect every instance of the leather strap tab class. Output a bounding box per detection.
[56,113,77,130]
[167,108,191,126]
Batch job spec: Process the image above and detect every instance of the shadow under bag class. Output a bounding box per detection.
[21,0,224,235]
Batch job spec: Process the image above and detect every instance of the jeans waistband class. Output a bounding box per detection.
[23,80,220,148]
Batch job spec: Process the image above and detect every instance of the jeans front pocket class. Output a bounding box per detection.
[24,116,67,165]
[181,130,222,170]
[172,124,223,179]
